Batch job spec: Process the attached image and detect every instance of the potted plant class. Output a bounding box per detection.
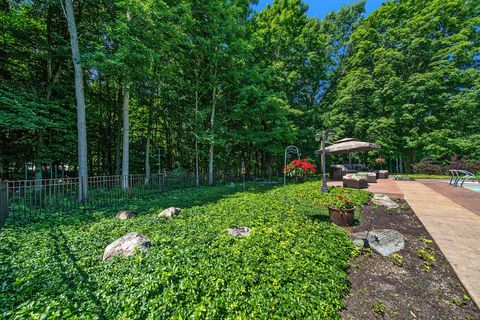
[375,157,386,169]
[284,158,317,182]
[327,195,355,226]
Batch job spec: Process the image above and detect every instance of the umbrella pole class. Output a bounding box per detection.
[349,153,352,165]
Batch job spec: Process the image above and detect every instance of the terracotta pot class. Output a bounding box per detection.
[328,206,356,226]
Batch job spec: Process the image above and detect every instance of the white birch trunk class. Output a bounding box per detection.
[121,85,130,190]
[63,0,88,201]
[194,87,199,186]
[208,85,217,186]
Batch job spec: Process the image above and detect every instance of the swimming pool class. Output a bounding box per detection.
[463,182,480,193]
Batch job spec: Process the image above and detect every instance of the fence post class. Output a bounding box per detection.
[128,175,132,199]
[0,180,8,229]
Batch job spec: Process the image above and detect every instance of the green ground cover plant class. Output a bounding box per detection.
[0,182,371,319]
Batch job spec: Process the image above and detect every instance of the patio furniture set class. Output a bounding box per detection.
[322,137,388,189]
[330,164,389,189]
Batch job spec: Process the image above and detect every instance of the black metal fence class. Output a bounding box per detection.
[0,172,279,227]
[0,181,7,228]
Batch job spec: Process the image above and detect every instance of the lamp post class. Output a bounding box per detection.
[315,130,332,193]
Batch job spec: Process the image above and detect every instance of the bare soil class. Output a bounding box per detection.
[341,201,480,320]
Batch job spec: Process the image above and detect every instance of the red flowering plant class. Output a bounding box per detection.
[284,158,317,177]
[328,195,354,210]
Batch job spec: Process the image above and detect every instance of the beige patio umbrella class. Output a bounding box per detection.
[325,138,380,165]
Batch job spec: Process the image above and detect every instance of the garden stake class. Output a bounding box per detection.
[362,215,376,253]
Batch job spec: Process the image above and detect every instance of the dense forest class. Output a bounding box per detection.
[0,0,479,181]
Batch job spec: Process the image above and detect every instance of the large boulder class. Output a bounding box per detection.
[372,194,400,209]
[227,227,250,237]
[159,207,181,219]
[351,229,405,256]
[102,232,151,261]
[116,210,136,220]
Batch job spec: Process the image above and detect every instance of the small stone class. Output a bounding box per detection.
[229,182,236,188]
[352,239,365,248]
[372,194,400,209]
[351,229,405,256]
[159,207,181,219]
[102,232,151,261]
[227,227,250,237]
[116,210,136,220]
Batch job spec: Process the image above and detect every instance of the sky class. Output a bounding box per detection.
[252,0,385,18]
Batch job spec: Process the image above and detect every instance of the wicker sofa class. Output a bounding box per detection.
[331,165,358,181]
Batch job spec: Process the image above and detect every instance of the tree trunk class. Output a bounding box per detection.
[115,126,121,176]
[145,99,153,184]
[405,150,415,174]
[194,85,200,186]
[63,0,88,201]
[121,84,130,190]
[208,85,217,186]
[115,93,122,176]
[35,135,42,192]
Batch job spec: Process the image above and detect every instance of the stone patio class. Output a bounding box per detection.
[328,178,404,200]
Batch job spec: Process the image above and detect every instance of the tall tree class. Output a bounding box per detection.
[324,0,480,170]
[63,0,88,198]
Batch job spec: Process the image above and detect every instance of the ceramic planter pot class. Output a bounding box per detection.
[328,206,356,226]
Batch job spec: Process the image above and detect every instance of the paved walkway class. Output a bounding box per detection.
[329,178,404,200]
[418,179,480,216]
[396,181,480,307]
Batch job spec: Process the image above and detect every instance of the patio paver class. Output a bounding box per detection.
[396,180,480,307]
[328,178,404,200]
[418,179,480,216]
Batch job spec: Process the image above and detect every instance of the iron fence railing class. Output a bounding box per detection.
[0,181,7,228]
[0,172,281,226]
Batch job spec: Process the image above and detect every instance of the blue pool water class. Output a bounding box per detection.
[463,182,480,193]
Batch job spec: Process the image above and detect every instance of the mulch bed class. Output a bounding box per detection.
[341,201,480,319]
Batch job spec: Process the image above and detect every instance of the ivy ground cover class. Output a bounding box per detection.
[0,182,371,319]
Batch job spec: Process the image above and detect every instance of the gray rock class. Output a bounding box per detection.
[227,227,250,237]
[102,232,151,261]
[352,239,365,248]
[116,210,136,220]
[372,194,400,209]
[159,207,181,219]
[351,229,405,256]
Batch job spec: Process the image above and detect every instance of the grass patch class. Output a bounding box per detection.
[0,182,371,319]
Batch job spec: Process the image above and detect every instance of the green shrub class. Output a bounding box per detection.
[0,182,371,319]
[371,300,386,317]
[391,253,404,267]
